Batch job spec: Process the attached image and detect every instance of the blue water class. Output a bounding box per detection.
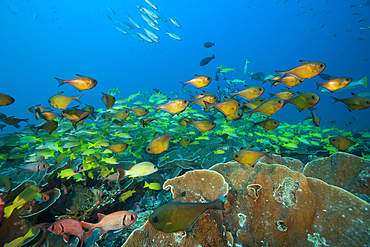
[0,0,369,132]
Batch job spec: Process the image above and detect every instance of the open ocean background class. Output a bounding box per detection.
[1,0,369,133]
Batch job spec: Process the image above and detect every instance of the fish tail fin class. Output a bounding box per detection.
[266,150,274,160]
[55,78,66,87]
[80,221,95,240]
[212,198,225,210]
[75,95,83,103]
[245,110,253,118]
[4,205,15,218]
[179,81,187,87]
[316,81,321,90]
[275,71,285,78]
[203,101,212,112]
[268,93,274,98]
[32,126,40,135]
[331,96,340,104]
[144,181,149,188]
[212,54,215,59]
[117,168,126,181]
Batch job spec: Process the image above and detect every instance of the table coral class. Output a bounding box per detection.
[163,169,229,202]
[303,152,370,197]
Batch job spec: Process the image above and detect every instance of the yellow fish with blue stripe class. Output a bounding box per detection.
[4,185,41,218]
[4,228,35,247]
[144,181,161,190]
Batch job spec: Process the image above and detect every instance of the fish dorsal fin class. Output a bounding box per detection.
[299,60,309,64]
[76,74,86,77]
[57,91,64,95]
[97,213,105,221]
[351,92,360,97]
[128,163,137,170]
[296,91,306,95]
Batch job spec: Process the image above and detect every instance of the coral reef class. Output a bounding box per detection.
[122,161,370,246]
[303,152,370,197]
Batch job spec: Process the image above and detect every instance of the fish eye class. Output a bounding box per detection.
[278,100,282,103]
[367,101,370,104]
[234,154,239,158]
[259,88,262,91]
[52,225,55,230]
[311,96,316,100]
[332,138,336,141]
[152,216,159,223]
[147,148,150,151]
[320,64,324,68]
[184,100,188,103]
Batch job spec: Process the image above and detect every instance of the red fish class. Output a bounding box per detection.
[18,162,50,173]
[0,193,4,222]
[48,219,85,247]
[80,211,137,238]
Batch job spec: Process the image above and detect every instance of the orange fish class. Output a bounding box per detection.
[242,98,268,110]
[146,133,171,154]
[106,143,128,153]
[285,92,320,112]
[178,118,196,126]
[0,93,15,106]
[268,75,304,88]
[80,211,137,238]
[48,219,85,247]
[140,118,154,127]
[225,110,243,121]
[130,107,149,117]
[179,137,191,147]
[188,119,216,131]
[191,90,215,99]
[329,136,355,151]
[101,92,115,109]
[62,107,95,121]
[155,99,189,114]
[316,77,352,92]
[233,148,273,166]
[252,118,279,131]
[246,98,284,117]
[181,75,211,88]
[190,94,218,108]
[268,89,295,100]
[49,91,82,109]
[55,74,97,92]
[204,98,240,116]
[276,60,326,80]
[331,93,370,111]
[37,111,60,120]
[230,85,264,101]
[309,108,320,127]
[111,109,130,121]
[3,116,28,128]
[28,105,50,114]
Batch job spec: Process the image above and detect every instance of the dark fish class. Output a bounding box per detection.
[153,88,161,94]
[318,73,333,80]
[250,72,266,82]
[0,176,12,193]
[215,71,220,81]
[149,197,225,233]
[328,120,336,124]
[200,54,215,66]
[204,42,215,48]
[358,19,366,23]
